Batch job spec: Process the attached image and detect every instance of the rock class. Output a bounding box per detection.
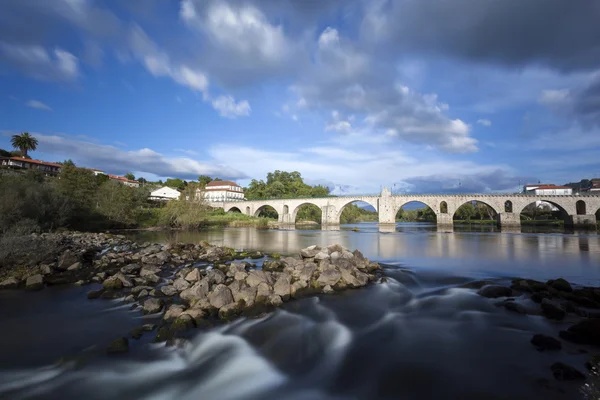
[180,279,210,302]
[66,262,82,271]
[181,308,207,325]
[246,270,272,287]
[139,244,162,256]
[531,334,562,351]
[314,252,330,261]
[149,289,160,297]
[297,264,317,282]
[255,282,273,303]
[548,278,573,293]
[113,272,134,288]
[541,299,566,320]
[273,273,291,300]
[477,285,512,298]
[330,251,341,260]
[138,289,149,298]
[218,302,240,319]
[301,245,321,258]
[262,260,282,272]
[87,289,104,299]
[56,250,79,271]
[25,274,44,291]
[107,337,128,354]
[173,278,191,291]
[0,277,20,289]
[231,283,257,307]
[269,294,283,307]
[328,244,343,254]
[281,257,302,269]
[206,269,226,286]
[102,275,123,290]
[143,273,161,285]
[323,285,334,294]
[142,298,164,314]
[339,268,363,288]
[248,251,264,260]
[155,251,170,263]
[291,280,308,297]
[497,300,527,314]
[551,362,585,381]
[164,304,185,321]
[140,265,161,277]
[317,268,341,287]
[208,284,234,309]
[132,286,153,295]
[184,269,201,282]
[511,279,548,293]
[130,324,156,340]
[341,251,354,259]
[39,264,53,275]
[120,263,141,274]
[171,314,195,333]
[160,285,178,296]
[559,319,600,345]
[124,295,135,303]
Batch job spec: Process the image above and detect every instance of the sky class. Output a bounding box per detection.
[1,0,599,195]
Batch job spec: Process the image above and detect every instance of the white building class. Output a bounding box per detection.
[149,186,181,201]
[523,184,572,195]
[199,180,245,202]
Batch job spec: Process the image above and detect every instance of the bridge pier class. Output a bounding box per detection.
[436,213,453,227]
[279,213,294,225]
[566,214,597,229]
[321,205,338,226]
[496,212,521,228]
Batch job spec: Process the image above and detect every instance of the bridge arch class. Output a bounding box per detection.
[227,206,242,213]
[291,202,322,224]
[335,198,379,224]
[395,200,437,222]
[254,204,279,218]
[224,204,242,213]
[440,201,448,214]
[516,199,569,223]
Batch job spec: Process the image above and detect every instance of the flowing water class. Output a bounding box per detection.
[1,223,599,400]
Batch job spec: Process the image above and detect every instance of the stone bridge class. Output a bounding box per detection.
[210,188,600,229]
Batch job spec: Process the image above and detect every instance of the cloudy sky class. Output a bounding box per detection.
[1,0,599,194]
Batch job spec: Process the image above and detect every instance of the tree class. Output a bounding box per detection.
[11,132,38,158]
[245,170,331,200]
[455,203,476,221]
[61,159,76,167]
[124,172,135,181]
[198,175,212,187]
[0,148,11,157]
[138,177,147,184]
[165,178,186,191]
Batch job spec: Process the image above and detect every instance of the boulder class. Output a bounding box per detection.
[39,264,53,275]
[143,273,161,285]
[138,289,149,298]
[341,251,354,259]
[130,324,156,340]
[0,277,20,290]
[262,260,283,272]
[559,318,600,345]
[180,279,210,302]
[120,263,141,274]
[181,308,207,325]
[256,282,274,303]
[206,269,226,286]
[323,285,334,294]
[218,302,240,319]
[273,273,292,300]
[314,252,330,261]
[102,276,122,290]
[297,264,317,282]
[113,272,134,288]
[340,268,363,288]
[497,300,527,314]
[139,244,162,256]
[25,274,44,291]
[531,334,562,351]
[143,298,164,314]
[317,268,342,287]
[269,294,283,307]
[301,245,321,259]
[173,278,191,291]
[281,257,302,269]
[291,280,308,297]
[67,262,82,271]
[328,244,343,254]
[87,289,104,299]
[171,314,195,333]
[551,362,585,381]
[477,285,512,298]
[107,337,128,354]
[231,283,257,307]
[246,270,272,287]
[330,251,341,260]
[208,284,234,309]
[548,278,573,293]
[161,285,178,296]
[164,304,185,321]
[132,286,153,296]
[56,250,79,271]
[184,269,201,282]
[541,299,566,320]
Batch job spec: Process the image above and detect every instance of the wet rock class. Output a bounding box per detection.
[139,244,162,256]
[205,270,226,286]
[173,278,191,292]
[138,289,149,298]
[124,294,135,303]
[67,262,82,271]
[541,299,566,320]
[181,308,207,325]
[246,270,272,287]
[40,264,53,275]
[262,260,283,272]
[140,265,161,277]
[218,302,240,319]
[107,337,128,354]
[531,291,552,304]
[180,279,210,302]
[317,268,341,287]
[551,362,585,381]
[269,294,283,307]
[87,289,104,299]
[0,277,20,289]
[291,280,308,298]
[314,252,330,261]
[477,285,512,298]
[531,334,562,351]
[497,300,527,314]
[559,319,600,346]
[208,284,234,309]
[160,285,178,296]
[323,285,334,294]
[548,278,573,293]
[273,273,291,300]
[184,268,201,282]
[113,272,133,288]
[301,245,321,258]
[56,250,79,271]
[461,280,494,290]
[120,263,141,274]
[248,251,263,260]
[25,274,44,291]
[171,314,196,333]
[142,298,164,314]
[102,275,123,290]
[130,324,156,340]
[132,286,153,296]
[164,304,185,321]
[255,282,274,303]
[143,273,161,285]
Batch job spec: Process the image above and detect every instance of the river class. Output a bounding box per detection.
[1,223,599,399]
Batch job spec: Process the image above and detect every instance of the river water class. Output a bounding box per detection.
[1,223,599,400]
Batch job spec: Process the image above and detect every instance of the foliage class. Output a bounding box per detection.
[198,175,212,187]
[245,170,330,199]
[296,204,322,223]
[10,132,38,157]
[138,177,147,184]
[158,198,210,229]
[165,178,187,191]
[396,206,436,222]
[124,172,135,181]
[454,203,476,221]
[60,159,76,167]
[341,204,378,223]
[0,148,12,157]
[95,181,149,227]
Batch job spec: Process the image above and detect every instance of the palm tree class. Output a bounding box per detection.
[10,132,38,158]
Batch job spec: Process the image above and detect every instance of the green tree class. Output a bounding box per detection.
[165,178,186,190]
[124,172,135,181]
[455,203,476,221]
[245,170,330,200]
[198,175,213,187]
[10,132,38,158]
[0,148,11,157]
[60,159,76,167]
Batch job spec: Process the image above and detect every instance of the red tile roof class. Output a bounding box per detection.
[4,157,62,168]
[108,174,139,184]
[206,180,240,187]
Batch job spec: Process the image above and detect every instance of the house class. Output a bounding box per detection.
[108,174,140,187]
[198,180,245,202]
[0,157,62,176]
[523,184,572,195]
[590,179,600,192]
[91,169,106,176]
[149,186,181,201]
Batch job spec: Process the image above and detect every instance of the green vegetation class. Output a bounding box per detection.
[340,204,378,223]
[10,132,38,158]
[245,170,330,199]
[396,206,436,222]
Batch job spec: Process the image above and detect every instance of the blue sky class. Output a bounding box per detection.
[1,0,599,195]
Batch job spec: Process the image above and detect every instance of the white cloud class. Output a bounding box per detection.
[539,89,571,105]
[211,95,251,118]
[477,119,492,127]
[26,100,53,112]
[31,132,246,180]
[0,43,79,82]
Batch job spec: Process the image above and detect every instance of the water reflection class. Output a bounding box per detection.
[129,223,600,285]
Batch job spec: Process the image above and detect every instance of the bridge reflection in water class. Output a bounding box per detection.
[131,223,600,284]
